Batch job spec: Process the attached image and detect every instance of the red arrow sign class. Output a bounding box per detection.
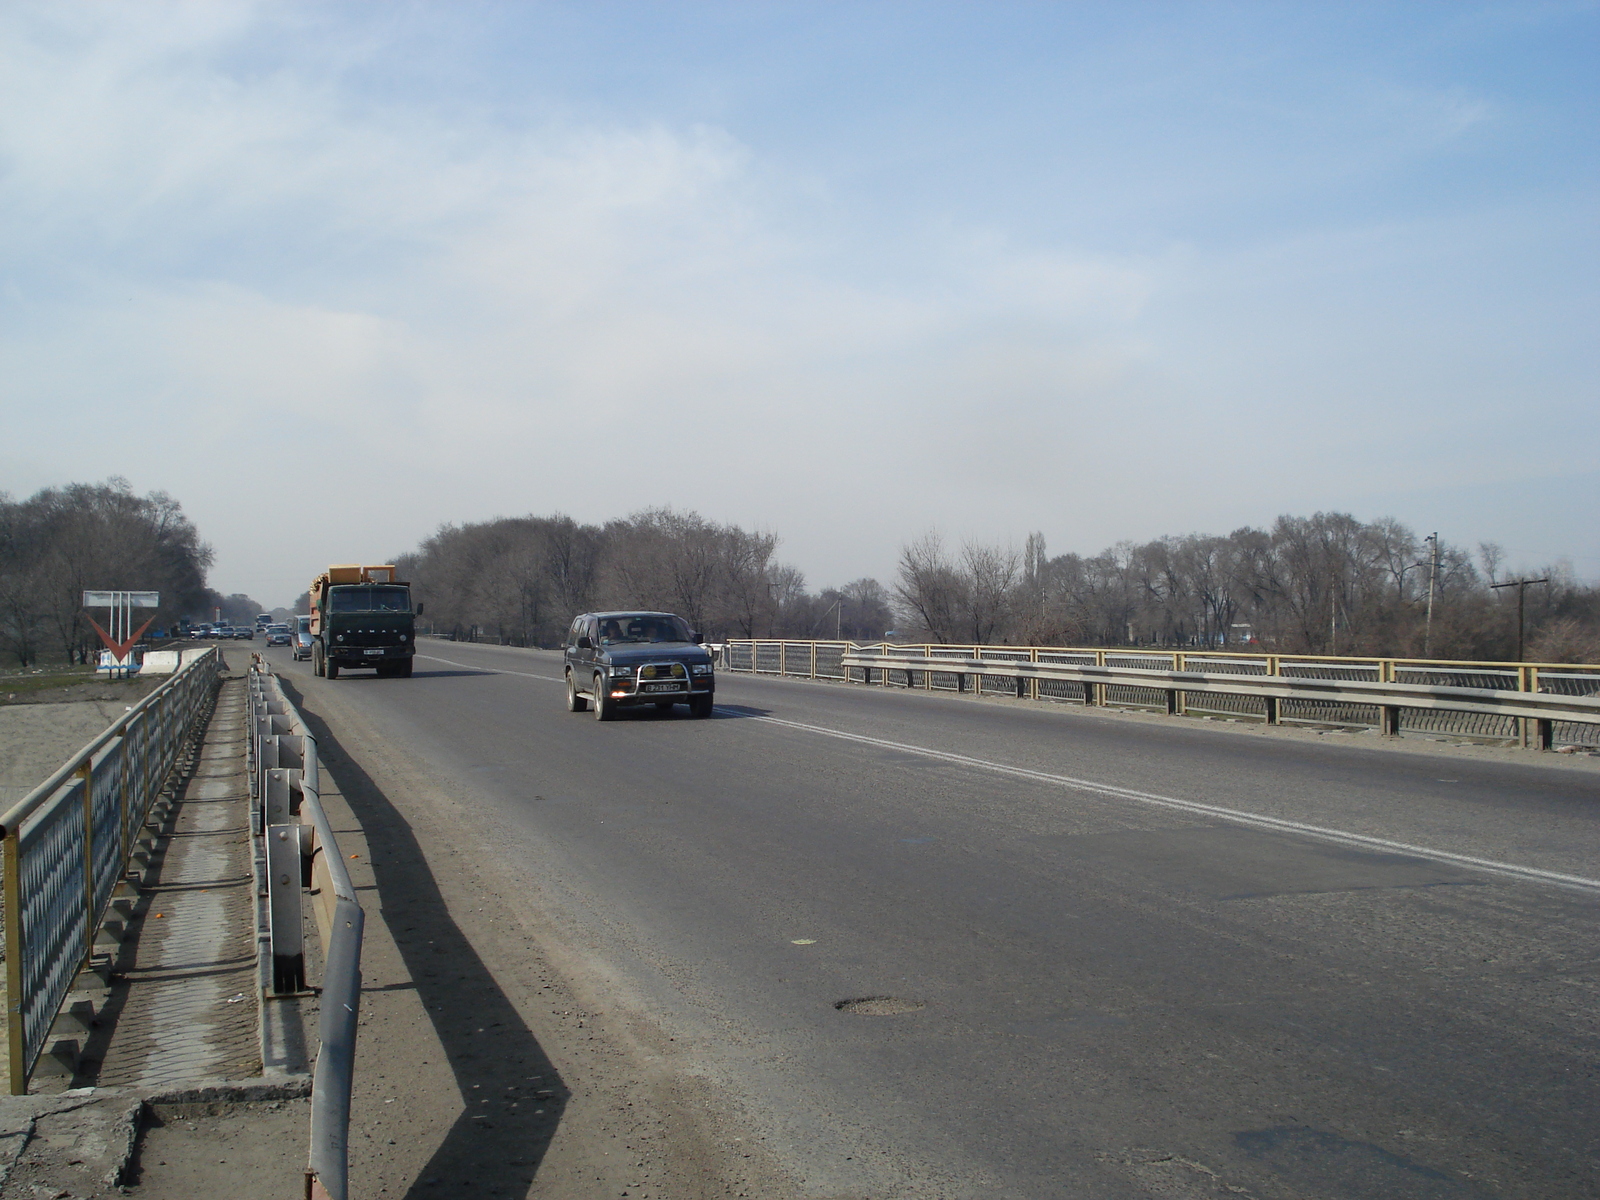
[86,613,158,662]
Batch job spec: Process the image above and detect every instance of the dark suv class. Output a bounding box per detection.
[563,611,715,719]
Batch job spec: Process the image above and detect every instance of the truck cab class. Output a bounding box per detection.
[310,564,421,679]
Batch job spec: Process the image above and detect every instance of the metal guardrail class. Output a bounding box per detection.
[0,646,222,1093]
[722,640,1600,749]
[246,660,363,1200]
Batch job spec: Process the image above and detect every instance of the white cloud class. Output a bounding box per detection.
[1,3,1594,601]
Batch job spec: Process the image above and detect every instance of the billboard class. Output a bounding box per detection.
[83,591,161,608]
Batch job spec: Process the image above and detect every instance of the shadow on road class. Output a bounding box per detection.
[281,678,567,1199]
[709,704,772,719]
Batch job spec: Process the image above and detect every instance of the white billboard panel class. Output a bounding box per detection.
[82,591,161,608]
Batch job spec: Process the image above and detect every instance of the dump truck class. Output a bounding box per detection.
[308,564,422,679]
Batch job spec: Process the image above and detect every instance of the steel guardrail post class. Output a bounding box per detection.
[267,823,306,994]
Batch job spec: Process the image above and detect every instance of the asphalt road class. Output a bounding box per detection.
[271,639,1599,1200]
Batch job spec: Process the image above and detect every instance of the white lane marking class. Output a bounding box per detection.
[417,653,564,682]
[745,714,1600,894]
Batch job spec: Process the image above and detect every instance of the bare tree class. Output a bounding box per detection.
[893,533,964,643]
[962,540,1021,644]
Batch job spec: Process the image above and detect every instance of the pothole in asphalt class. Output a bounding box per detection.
[834,996,925,1016]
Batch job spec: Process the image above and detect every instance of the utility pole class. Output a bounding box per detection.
[1490,577,1551,662]
[1423,533,1439,657]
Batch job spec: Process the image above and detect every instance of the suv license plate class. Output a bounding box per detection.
[364,649,384,656]
[641,682,683,693]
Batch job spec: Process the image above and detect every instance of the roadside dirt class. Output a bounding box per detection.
[275,676,803,1200]
[0,698,148,810]
[119,1097,311,1200]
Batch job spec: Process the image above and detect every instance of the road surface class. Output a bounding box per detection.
[272,639,1600,1200]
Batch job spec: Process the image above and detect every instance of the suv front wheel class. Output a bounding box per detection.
[593,673,616,721]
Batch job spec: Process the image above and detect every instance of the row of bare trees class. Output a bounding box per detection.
[397,506,1597,662]
[398,508,891,646]
[892,515,1600,662]
[0,480,213,667]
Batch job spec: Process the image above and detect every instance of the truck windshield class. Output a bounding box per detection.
[328,586,411,614]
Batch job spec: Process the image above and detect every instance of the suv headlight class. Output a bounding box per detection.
[691,663,712,675]
[610,665,635,676]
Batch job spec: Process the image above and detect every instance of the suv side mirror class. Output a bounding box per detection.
[577,635,593,649]
[693,631,704,644]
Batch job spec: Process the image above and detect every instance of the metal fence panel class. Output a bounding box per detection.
[0,647,221,1091]
[719,640,1600,748]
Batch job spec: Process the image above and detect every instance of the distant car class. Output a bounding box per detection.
[265,624,291,647]
[562,610,715,719]
[234,625,254,640]
[292,616,313,661]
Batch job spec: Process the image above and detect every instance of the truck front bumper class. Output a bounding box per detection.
[329,645,415,665]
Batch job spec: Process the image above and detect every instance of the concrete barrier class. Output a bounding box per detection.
[139,649,212,676]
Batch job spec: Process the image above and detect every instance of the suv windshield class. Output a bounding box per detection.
[328,585,411,614]
[598,614,692,645]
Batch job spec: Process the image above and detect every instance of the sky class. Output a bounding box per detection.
[2,1,1596,608]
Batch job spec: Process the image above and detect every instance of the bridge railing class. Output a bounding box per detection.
[246,660,363,1200]
[721,641,1600,749]
[0,647,222,1093]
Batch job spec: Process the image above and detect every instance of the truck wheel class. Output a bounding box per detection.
[326,657,340,680]
[566,672,589,712]
[690,694,714,719]
[397,659,413,678]
[313,644,325,677]
[593,674,615,721]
